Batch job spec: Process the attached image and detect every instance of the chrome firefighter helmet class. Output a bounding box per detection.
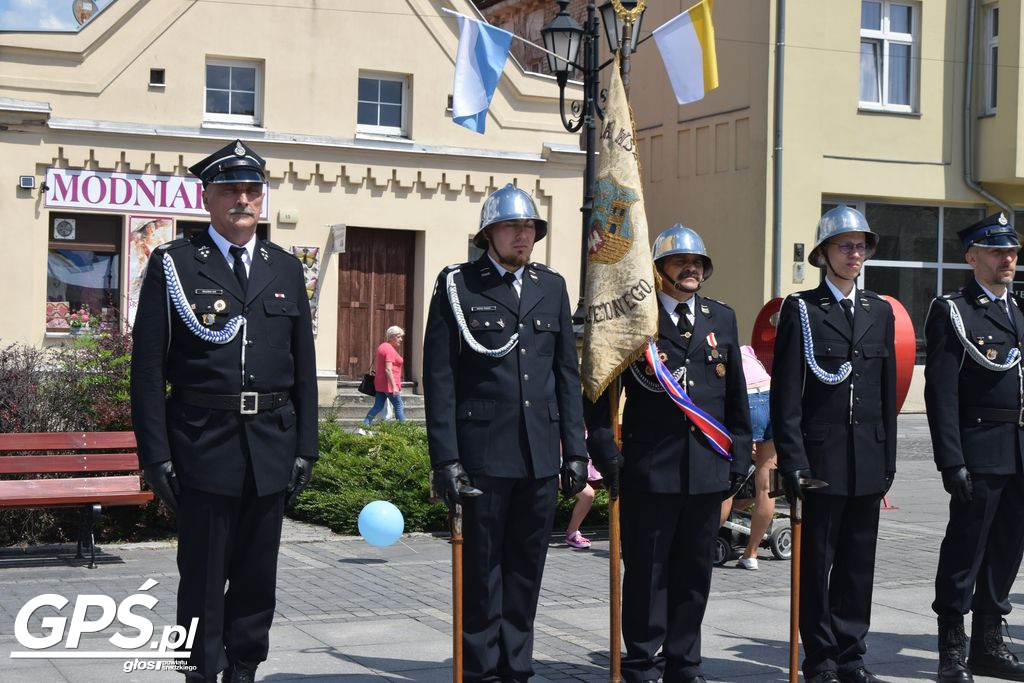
[651,224,713,280]
[809,206,878,267]
[474,184,548,249]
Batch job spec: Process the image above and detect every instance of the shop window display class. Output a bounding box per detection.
[46,213,121,334]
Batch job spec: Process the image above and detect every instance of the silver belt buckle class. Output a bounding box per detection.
[240,392,259,414]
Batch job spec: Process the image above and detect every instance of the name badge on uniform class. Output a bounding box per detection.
[195,288,223,295]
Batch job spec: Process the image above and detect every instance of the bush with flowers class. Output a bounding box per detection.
[68,305,99,331]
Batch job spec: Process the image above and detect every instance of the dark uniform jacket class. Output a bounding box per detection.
[130,230,318,497]
[924,279,1024,474]
[422,254,586,478]
[587,295,752,495]
[771,283,897,497]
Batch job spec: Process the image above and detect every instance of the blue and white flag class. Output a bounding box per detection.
[451,14,513,133]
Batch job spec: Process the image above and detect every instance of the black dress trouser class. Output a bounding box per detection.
[620,490,721,683]
[799,492,881,679]
[175,466,286,681]
[933,473,1024,618]
[460,474,559,683]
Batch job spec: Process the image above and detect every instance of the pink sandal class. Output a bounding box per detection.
[565,531,592,549]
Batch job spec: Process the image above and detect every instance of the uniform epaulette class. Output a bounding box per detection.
[789,291,802,299]
[530,262,562,277]
[156,238,189,253]
[862,290,884,300]
[705,297,732,309]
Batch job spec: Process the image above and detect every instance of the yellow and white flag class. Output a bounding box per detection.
[581,62,660,402]
[653,0,719,105]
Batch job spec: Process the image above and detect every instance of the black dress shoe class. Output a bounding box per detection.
[222,662,258,683]
[807,672,841,683]
[839,668,887,683]
[681,676,707,683]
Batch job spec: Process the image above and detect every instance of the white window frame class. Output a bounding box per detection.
[204,58,262,127]
[356,72,410,138]
[859,1,919,113]
[984,4,999,114]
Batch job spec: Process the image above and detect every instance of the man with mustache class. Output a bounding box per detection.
[423,184,588,682]
[586,224,752,683]
[771,206,897,683]
[925,213,1024,682]
[131,139,317,683]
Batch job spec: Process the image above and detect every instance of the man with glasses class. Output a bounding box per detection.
[131,139,318,683]
[771,206,897,683]
[925,213,1024,682]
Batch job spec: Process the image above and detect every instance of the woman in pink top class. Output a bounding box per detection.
[362,326,406,427]
[721,345,776,569]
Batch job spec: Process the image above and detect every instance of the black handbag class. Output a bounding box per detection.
[357,371,376,396]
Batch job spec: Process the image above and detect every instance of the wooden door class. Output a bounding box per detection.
[336,227,415,380]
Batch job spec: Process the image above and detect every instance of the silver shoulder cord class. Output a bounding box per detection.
[446,268,518,357]
[162,252,250,384]
[629,357,685,392]
[946,297,1021,371]
[797,298,852,385]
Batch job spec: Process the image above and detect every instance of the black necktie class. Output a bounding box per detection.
[229,245,248,292]
[675,302,693,344]
[840,298,854,332]
[503,271,519,299]
[997,299,1016,334]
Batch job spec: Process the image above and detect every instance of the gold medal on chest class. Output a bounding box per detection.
[202,313,216,326]
[986,348,998,361]
[715,363,726,378]
[658,351,668,363]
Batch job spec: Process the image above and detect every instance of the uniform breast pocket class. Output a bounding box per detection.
[263,298,299,348]
[814,337,849,372]
[861,343,889,383]
[465,311,510,337]
[192,295,234,330]
[704,347,728,384]
[533,315,560,356]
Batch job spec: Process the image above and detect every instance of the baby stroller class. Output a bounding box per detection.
[713,466,792,566]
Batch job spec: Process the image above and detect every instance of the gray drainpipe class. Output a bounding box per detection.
[964,0,1013,218]
[771,0,786,298]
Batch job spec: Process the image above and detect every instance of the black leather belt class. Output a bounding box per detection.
[173,387,290,415]
[962,407,1022,424]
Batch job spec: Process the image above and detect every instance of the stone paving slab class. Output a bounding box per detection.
[2,415,1023,682]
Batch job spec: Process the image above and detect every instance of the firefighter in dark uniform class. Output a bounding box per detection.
[130,140,318,683]
[423,184,588,683]
[771,206,897,683]
[925,213,1024,683]
[586,224,752,683]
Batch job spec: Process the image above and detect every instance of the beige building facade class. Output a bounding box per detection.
[482,0,1024,410]
[0,0,586,403]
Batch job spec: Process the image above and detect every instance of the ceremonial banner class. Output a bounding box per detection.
[581,63,659,401]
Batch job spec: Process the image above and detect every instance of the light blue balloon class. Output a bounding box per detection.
[357,500,405,547]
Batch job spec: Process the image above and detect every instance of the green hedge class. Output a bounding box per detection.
[288,419,609,535]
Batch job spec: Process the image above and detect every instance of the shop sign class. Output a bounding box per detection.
[43,168,269,218]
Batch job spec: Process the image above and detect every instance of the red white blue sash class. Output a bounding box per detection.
[644,339,734,461]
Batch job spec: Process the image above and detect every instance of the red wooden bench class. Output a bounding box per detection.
[0,431,153,568]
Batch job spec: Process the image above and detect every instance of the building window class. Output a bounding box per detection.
[984,4,999,114]
[357,73,409,137]
[859,1,918,112]
[820,201,1001,364]
[46,213,121,334]
[205,59,261,126]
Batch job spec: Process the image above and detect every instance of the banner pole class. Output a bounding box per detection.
[609,377,623,683]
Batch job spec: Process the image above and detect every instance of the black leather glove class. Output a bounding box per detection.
[782,468,810,506]
[587,438,625,499]
[884,472,895,496]
[942,466,972,503]
[560,458,589,497]
[432,462,476,512]
[144,461,180,514]
[285,457,315,509]
[724,466,753,500]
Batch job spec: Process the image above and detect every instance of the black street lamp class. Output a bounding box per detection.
[541,0,646,332]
